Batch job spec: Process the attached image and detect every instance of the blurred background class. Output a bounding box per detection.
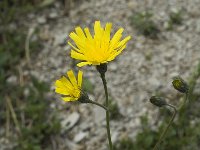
[1,0,200,150]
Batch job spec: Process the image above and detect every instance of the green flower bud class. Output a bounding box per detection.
[150,96,167,107]
[172,76,189,93]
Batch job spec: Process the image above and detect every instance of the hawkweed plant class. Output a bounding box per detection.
[54,21,193,150]
[54,21,131,150]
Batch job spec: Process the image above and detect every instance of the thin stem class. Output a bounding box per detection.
[153,104,177,150]
[6,99,10,137]
[178,92,189,114]
[89,100,108,111]
[185,92,189,108]
[100,73,113,150]
[178,93,190,133]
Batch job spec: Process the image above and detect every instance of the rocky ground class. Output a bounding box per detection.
[11,0,200,149]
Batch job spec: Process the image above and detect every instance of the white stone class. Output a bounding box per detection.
[74,131,88,143]
[6,76,17,84]
[61,112,80,133]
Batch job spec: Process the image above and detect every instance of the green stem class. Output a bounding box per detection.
[178,92,189,111]
[100,73,113,150]
[89,100,108,111]
[153,104,177,150]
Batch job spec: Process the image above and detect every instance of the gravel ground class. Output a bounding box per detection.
[18,0,200,149]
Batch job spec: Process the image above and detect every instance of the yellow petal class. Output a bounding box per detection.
[77,62,92,67]
[84,28,93,40]
[115,44,126,56]
[71,50,86,60]
[68,41,80,52]
[104,23,112,41]
[67,70,78,87]
[69,32,79,41]
[55,88,70,95]
[78,70,83,87]
[62,97,77,102]
[94,21,103,40]
[55,80,64,88]
[108,45,126,61]
[116,36,131,49]
[58,77,73,90]
[109,28,124,49]
[69,32,85,48]
[94,21,101,34]
[91,62,101,65]
[75,27,86,39]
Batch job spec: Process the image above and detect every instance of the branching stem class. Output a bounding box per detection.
[153,104,177,150]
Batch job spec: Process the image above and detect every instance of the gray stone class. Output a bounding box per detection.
[54,34,67,46]
[6,76,17,84]
[61,112,80,133]
[49,12,59,19]
[74,131,88,143]
[37,16,47,24]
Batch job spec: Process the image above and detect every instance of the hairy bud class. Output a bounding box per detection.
[172,76,189,93]
[150,96,167,107]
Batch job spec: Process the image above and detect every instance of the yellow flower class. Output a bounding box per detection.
[55,70,83,102]
[68,21,131,67]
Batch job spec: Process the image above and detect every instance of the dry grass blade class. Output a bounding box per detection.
[25,27,35,68]
[6,96,22,136]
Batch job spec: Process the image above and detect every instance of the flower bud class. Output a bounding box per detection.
[150,96,167,107]
[172,76,189,93]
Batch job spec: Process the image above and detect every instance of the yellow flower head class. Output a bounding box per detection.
[55,70,83,102]
[68,21,131,67]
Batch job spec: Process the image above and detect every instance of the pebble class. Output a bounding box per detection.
[111,131,119,143]
[54,34,67,46]
[49,12,59,19]
[61,112,80,133]
[74,131,88,143]
[37,16,47,24]
[6,76,17,84]
[23,88,30,97]
[109,63,117,71]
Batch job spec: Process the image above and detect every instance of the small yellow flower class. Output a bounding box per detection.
[68,21,131,67]
[55,70,83,102]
